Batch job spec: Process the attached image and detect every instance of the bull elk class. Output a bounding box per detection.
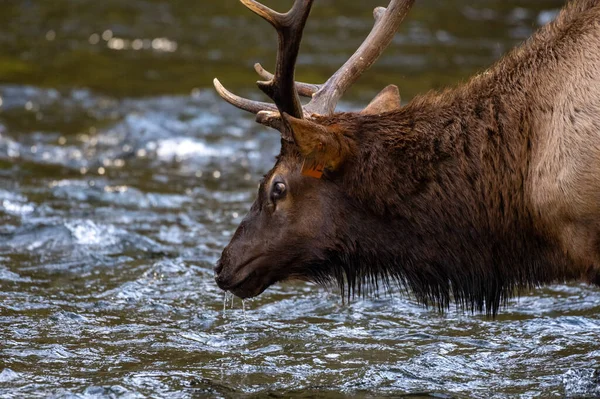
[213,0,600,315]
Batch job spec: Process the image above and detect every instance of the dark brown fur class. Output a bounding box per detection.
[215,1,600,315]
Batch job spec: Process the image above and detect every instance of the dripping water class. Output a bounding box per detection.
[241,299,247,332]
[223,291,229,313]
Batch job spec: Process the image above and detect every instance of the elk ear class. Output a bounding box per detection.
[282,113,352,176]
[360,84,401,115]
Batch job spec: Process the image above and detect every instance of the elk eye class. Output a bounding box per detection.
[271,181,287,202]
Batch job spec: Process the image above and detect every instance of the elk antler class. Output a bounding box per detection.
[214,0,314,130]
[214,0,415,133]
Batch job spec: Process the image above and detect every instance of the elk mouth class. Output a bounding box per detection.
[227,271,270,299]
[215,255,272,299]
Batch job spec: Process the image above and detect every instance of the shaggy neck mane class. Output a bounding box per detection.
[314,95,573,315]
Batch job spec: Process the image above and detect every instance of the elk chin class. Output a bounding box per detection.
[215,255,280,299]
[227,271,271,299]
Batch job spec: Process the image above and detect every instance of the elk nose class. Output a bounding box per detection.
[214,271,233,291]
[214,260,223,276]
[214,259,228,289]
[214,273,227,289]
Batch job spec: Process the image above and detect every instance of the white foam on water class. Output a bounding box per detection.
[0,190,35,216]
[0,265,31,282]
[64,220,120,246]
[1,199,34,216]
[155,137,233,160]
[0,368,20,383]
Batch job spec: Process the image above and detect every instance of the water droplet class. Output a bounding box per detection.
[79,167,88,175]
[58,137,66,145]
[102,30,113,41]
[97,167,105,175]
[45,30,56,41]
[30,145,37,154]
[25,101,33,111]
[232,212,239,218]
[136,149,147,157]
[213,171,221,179]
[195,171,203,178]
[223,292,229,313]
[241,299,248,331]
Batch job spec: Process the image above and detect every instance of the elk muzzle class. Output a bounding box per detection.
[214,244,273,299]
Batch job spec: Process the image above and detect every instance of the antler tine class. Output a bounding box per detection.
[253,0,314,120]
[254,63,321,98]
[305,0,415,116]
[239,0,285,29]
[373,7,387,21]
[213,78,278,114]
[212,0,313,135]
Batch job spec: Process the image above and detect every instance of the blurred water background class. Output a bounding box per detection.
[1,0,599,398]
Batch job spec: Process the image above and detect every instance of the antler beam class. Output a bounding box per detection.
[245,0,314,119]
[305,0,415,116]
[254,63,321,98]
[213,0,415,132]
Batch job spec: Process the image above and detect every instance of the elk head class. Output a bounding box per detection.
[214,0,414,299]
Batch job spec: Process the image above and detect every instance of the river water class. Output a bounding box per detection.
[1,0,599,398]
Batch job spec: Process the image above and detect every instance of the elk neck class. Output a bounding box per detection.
[315,66,578,314]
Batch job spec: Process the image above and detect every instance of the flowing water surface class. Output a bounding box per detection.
[1,0,599,397]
